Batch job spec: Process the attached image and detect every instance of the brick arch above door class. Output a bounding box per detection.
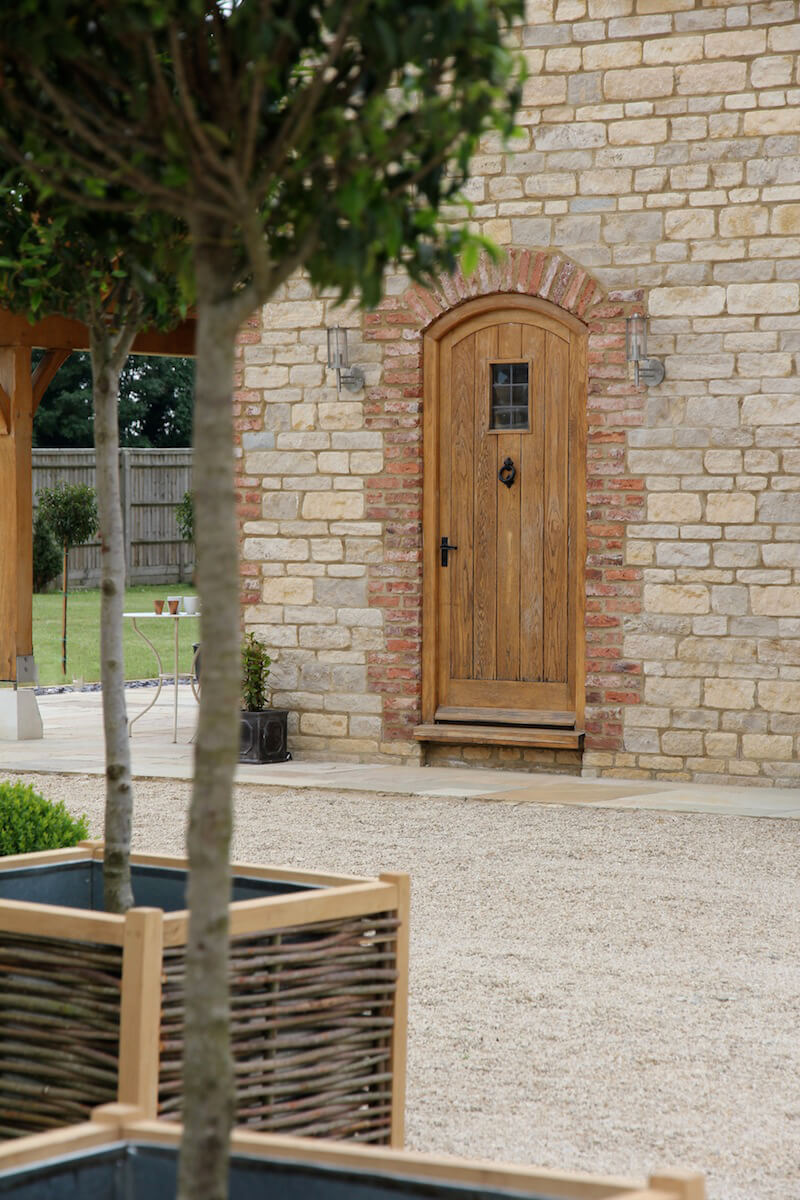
[363,249,647,768]
[404,248,606,328]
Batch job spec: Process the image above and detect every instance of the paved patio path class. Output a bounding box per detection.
[1,687,799,819]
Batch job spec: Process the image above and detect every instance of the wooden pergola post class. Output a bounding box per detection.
[0,310,194,741]
[0,344,43,738]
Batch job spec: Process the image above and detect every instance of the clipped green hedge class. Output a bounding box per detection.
[0,780,89,856]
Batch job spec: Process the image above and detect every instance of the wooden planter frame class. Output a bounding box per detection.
[0,1105,705,1200]
[0,844,408,1146]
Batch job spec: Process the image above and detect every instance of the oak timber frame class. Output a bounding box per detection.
[0,1106,706,1200]
[419,293,587,751]
[0,309,195,699]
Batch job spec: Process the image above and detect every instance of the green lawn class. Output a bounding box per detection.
[33,585,200,686]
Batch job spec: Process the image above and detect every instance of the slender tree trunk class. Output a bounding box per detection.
[61,546,68,675]
[91,317,139,915]
[177,229,242,1200]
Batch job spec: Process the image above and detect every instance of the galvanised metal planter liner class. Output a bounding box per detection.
[0,1112,707,1200]
[0,844,408,1146]
[0,856,303,910]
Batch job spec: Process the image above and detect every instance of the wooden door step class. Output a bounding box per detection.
[414,723,584,750]
[434,706,576,728]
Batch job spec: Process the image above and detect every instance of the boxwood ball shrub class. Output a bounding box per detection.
[0,780,89,856]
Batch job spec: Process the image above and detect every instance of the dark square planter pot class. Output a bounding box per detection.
[239,708,291,763]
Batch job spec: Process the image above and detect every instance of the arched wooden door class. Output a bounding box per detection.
[418,296,586,748]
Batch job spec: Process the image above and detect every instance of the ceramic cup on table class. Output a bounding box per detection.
[153,599,165,615]
[167,597,180,615]
[182,596,199,615]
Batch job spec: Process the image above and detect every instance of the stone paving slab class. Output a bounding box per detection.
[1,687,799,819]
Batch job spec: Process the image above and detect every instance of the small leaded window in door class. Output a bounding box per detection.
[490,361,530,430]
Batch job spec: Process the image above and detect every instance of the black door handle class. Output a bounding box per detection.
[440,536,458,567]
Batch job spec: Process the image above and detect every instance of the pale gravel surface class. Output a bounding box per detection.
[10,771,800,1200]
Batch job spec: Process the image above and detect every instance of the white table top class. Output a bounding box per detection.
[123,611,200,618]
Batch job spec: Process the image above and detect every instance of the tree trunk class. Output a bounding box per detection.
[90,319,138,915]
[61,545,68,675]
[177,232,242,1200]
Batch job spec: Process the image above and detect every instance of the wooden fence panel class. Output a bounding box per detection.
[32,448,194,588]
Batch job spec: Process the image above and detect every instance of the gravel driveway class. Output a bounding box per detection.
[9,772,800,1200]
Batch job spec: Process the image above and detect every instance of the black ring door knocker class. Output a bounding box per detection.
[498,457,516,488]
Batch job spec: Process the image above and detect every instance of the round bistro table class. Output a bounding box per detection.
[123,611,200,743]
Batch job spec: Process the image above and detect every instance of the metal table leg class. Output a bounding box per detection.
[190,642,201,702]
[172,615,179,743]
[127,618,165,736]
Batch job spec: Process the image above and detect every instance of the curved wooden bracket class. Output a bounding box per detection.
[32,348,72,415]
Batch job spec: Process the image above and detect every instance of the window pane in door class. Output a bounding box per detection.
[491,362,529,430]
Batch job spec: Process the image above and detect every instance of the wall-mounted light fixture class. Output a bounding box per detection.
[626,315,664,387]
[326,326,365,394]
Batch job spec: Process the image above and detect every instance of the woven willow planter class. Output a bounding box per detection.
[0,843,408,1146]
[0,1109,706,1200]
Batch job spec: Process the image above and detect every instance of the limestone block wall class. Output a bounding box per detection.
[237,0,800,784]
[234,293,402,761]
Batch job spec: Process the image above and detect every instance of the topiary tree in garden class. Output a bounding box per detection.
[32,506,62,593]
[0,179,191,914]
[37,481,98,676]
[0,5,523,1195]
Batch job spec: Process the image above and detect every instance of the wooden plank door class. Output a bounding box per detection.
[431,304,583,726]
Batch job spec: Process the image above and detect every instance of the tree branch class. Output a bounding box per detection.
[240,64,265,183]
[168,23,227,174]
[144,32,175,127]
[0,107,231,222]
[256,0,361,194]
[30,67,168,170]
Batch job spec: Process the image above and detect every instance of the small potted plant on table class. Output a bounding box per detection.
[240,632,290,763]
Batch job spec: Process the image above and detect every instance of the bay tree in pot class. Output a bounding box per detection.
[240,633,290,764]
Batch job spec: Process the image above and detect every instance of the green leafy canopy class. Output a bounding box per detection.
[32,352,194,448]
[37,481,99,549]
[33,506,62,591]
[0,176,192,330]
[0,0,525,309]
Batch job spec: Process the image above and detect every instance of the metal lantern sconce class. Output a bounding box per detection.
[626,315,665,387]
[326,326,365,393]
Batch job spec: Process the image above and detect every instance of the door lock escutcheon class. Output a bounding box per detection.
[440,536,458,567]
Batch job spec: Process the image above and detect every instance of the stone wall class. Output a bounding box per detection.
[234,296,398,761]
[237,0,800,785]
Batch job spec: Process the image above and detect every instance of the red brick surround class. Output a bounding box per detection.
[363,248,646,758]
